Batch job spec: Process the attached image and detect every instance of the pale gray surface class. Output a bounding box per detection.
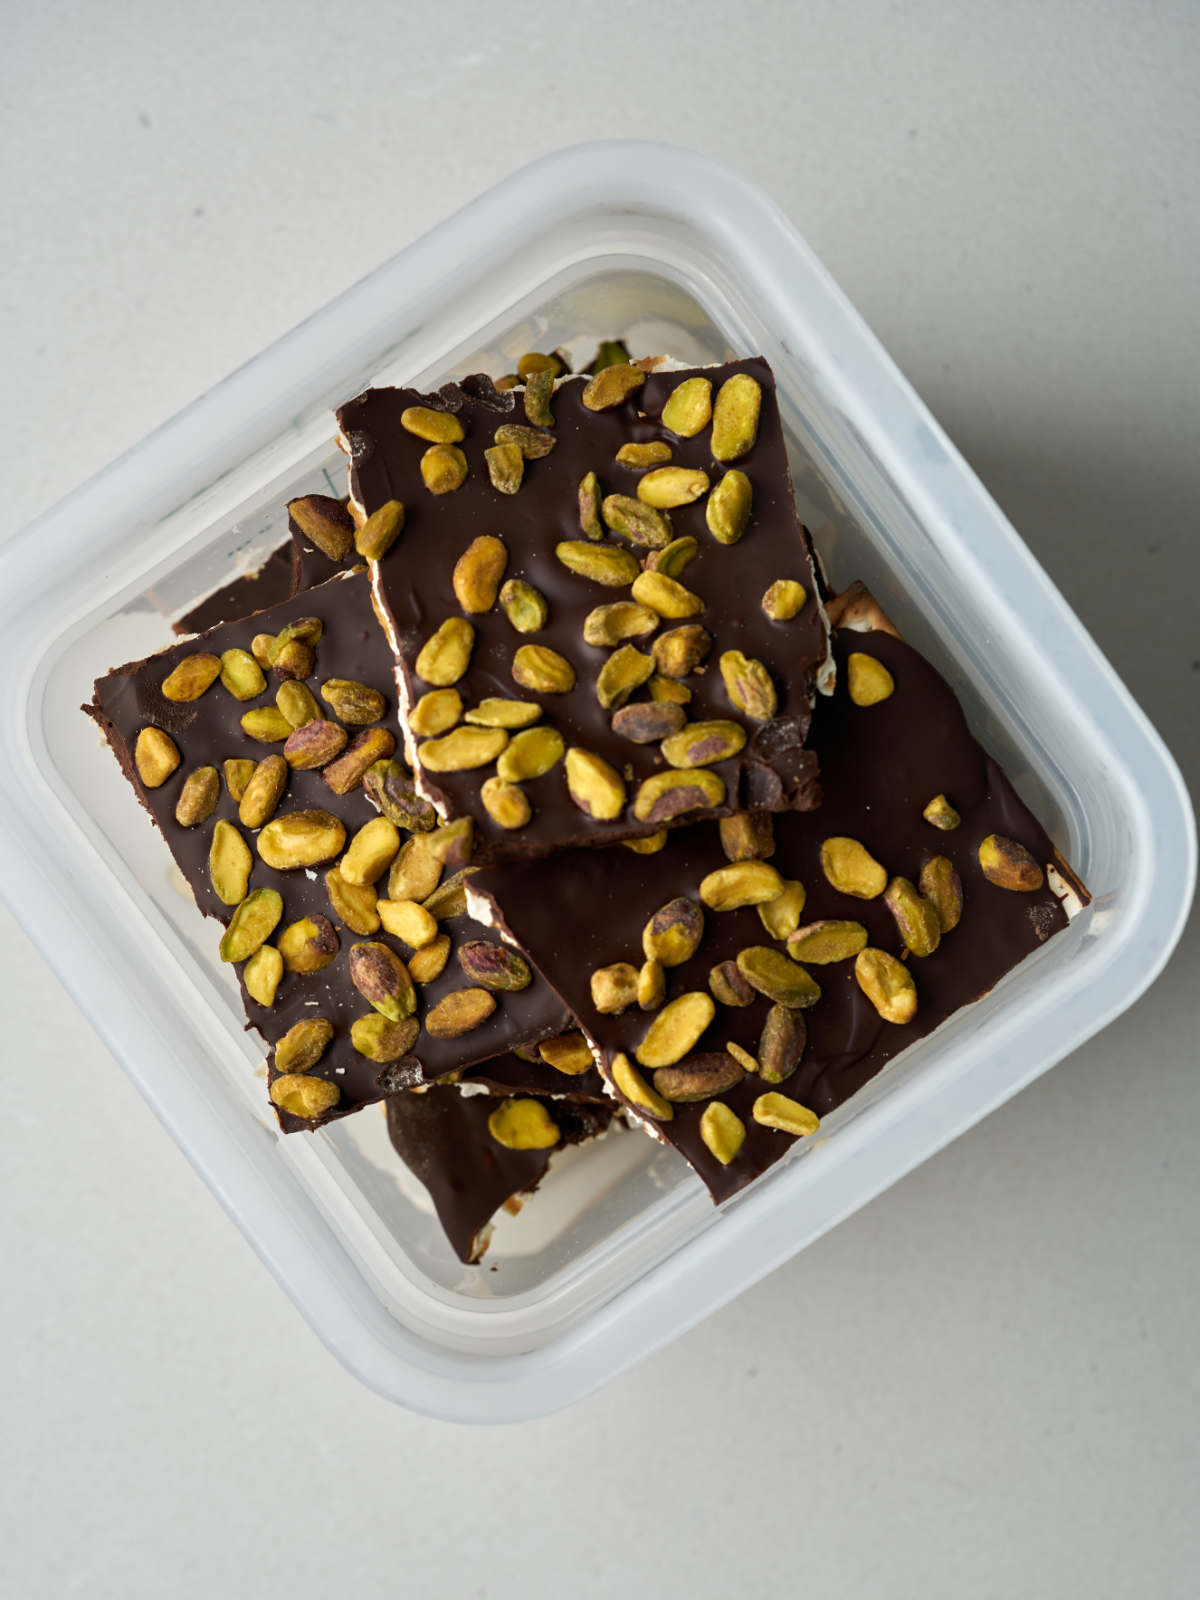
[2,3,1198,1597]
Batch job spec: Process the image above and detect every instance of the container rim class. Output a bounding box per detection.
[1,140,1193,1423]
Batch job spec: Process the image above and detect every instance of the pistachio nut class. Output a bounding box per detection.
[494,422,556,459]
[270,638,315,681]
[456,939,532,992]
[496,725,565,782]
[661,719,747,769]
[269,1073,340,1120]
[583,600,659,647]
[653,1052,745,1103]
[480,775,531,830]
[699,860,785,911]
[565,748,626,820]
[581,362,645,410]
[978,834,1044,891]
[387,835,441,902]
[623,830,668,854]
[499,578,549,634]
[273,1016,335,1075]
[820,836,888,898]
[611,1052,673,1121]
[243,944,283,1008]
[753,1092,820,1137]
[175,766,220,828]
[322,728,397,794]
[465,696,540,729]
[659,376,712,438]
[596,643,655,710]
[408,932,451,983]
[651,623,711,678]
[736,946,821,1009]
[161,652,221,702]
[538,1033,594,1076]
[633,767,725,823]
[719,810,775,862]
[277,914,340,974]
[854,947,918,1023]
[424,987,496,1038]
[350,1013,419,1063]
[324,867,380,936]
[630,570,704,619]
[400,404,464,443]
[219,887,284,963]
[219,647,266,701]
[281,726,342,774]
[616,440,672,467]
[240,706,294,744]
[349,941,416,1021]
[363,759,437,831]
[223,759,257,803]
[636,466,710,509]
[591,340,630,372]
[847,652,895,707]
[420,443,469,494]
[709,959,755,1008]
[786,920,869,963]
[238,753,288,828]
[257,809,347,869]
[517,351,564,379]
[209,819,253,906]
[427,816,474,868]
[650,535,699,580]
[919,855,963,932]
[591,962,639,1015]
[418,726,508,773]
[757,879,808,940]
[512,644,576,694]
[276,680,322,729]
[269,617,323,658]
[642,896,705,966]
[578,470,604,540]
[421,867,476,921]
[601,494,673,549]
[355,499,405,562]
[488,1098,560,1151]
[719,650,776,720]
[453,535,508,613]
[648,674,692,705]
[250,634,275,669]
[484,443,524,495]
[637,958,666,1011]
[134,727,181,787]
[409,688,462,738]
[320,678,387,725]
[705,469,753,545]
[710,372,762,462]
[611,701,687,743]
[555,540,641,587]
[522,369,555,428]
[922,794,961,831]
[726,1041,759,1076]
[340,815,401,886]
[699,1101,746,1165]
[758,1003,806,1085]
[634,991,715,1068]
[883,875,942,957]
[377,897,439,949]
[494,373,519,391]
[761,579,807,621]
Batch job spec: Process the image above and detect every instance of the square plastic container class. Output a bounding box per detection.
[1,142,1192,1423]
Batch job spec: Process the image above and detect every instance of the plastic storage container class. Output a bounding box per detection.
[1,142,1192,1423]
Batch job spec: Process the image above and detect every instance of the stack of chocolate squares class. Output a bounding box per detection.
[87,345,1085,1262]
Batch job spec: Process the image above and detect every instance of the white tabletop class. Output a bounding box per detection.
[3,4,1198,1597]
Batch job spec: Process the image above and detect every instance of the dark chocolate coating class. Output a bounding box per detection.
[339,360,825,863]
[87,568,571,1132]
[385,1085,614,1262]
[173,543,295,635]
[475,627,1079,1202]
